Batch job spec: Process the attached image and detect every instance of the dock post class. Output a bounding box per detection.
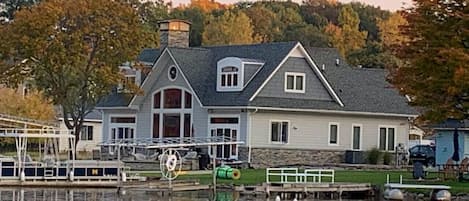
[212,145,217,195]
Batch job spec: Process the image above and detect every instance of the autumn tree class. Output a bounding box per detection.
[242,5,279,42]
[390,0,469,122]
[0,0,149,145]
[189,0,226,13]
[325,5,367,57]
[0,88,55,121]
[377,12,409,48]
[202,10,258,45]
[171,7,207,46]
[0,0,40,22]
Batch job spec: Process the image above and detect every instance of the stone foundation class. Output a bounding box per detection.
[245,147,345,168]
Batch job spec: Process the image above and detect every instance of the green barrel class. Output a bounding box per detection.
[216,166,241,180]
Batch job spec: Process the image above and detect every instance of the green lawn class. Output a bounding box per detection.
[143,169,469,193]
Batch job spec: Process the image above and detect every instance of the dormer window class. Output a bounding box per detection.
[221,66,239,87]
[217,57,264,92]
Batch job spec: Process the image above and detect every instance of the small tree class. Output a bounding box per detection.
[0,0,150,147]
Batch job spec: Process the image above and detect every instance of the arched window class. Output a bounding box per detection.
[152,88,192,138]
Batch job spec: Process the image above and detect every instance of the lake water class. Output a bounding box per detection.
[0,188,380,201]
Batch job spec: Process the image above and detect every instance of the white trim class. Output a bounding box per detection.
[377,125,398,151]
[95,106,138,110]
[58,117,102,123]
[269,119,290,144]
[248,42,344,107]
[284,72,306,93]
[328,122,340,146]
[201,106,416,118]
[351,124,363,151]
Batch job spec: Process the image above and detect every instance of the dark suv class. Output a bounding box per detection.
[409,145,436,166]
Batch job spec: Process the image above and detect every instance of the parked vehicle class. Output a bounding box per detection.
[409,145,436,167]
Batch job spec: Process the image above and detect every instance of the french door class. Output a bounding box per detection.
[210,127,238,159]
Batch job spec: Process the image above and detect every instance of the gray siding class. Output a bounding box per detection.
[258,57,332,100]
[243,64,261,85]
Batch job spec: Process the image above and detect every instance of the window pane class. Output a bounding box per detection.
[330,124,338,144]
[379,128,387,150]
[233,74,238,86]
[111,117,135,123]
[286,75,294,90]
[153,113,159,138]
[184,92,192,109]
[221,75,226,86]
[118,128,124,139]
[163,114,180,137]
[271,122,279,142]
[210,118,239,124]
[227,74,232,86]
[111,128,116,139]
[87,126,93,140]
[154,92,161,109]
[222,66,238,72]
[296,76,303,90]
[281,122,288,143]
[388,128,395,151]
[353,126,360,150]
[184,114,191,137]
[164,89,182,108]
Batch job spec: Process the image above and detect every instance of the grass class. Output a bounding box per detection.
[143,169,469,193]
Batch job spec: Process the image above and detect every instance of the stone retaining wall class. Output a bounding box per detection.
[246,147,345,168]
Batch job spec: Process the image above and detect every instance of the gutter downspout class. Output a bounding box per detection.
[248,108,258,164]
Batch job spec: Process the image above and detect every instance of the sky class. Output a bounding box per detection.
[170,0,413,11]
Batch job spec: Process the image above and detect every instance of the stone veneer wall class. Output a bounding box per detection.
[246,147,345,168]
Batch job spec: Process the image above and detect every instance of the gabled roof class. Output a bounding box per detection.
[97,42,417,117]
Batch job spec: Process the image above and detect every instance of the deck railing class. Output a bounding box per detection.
[266,168,334,184]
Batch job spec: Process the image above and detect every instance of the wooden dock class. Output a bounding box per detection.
[0,180,120,188]
[236,182,373,199]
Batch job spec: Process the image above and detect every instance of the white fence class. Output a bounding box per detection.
[266,168,334,184]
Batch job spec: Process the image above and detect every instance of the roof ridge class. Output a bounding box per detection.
[202,41,297,48]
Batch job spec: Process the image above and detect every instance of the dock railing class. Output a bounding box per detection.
[266,168,334,184]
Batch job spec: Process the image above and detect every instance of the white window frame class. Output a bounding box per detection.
[168,65,178,81]
[269,120,290,144]
[284,72,305,93]
[378,125,397,151]
[151,86,193,139]
[216,57,245,92]
[80,125,94,141]
[108,115,137,141]
[328,122,339,146]
[207,114,240,159]
[351,124,362,150]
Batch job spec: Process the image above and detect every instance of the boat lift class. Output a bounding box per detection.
[101,136,244,191]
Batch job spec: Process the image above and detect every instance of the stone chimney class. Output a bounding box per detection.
[158,19,191,48]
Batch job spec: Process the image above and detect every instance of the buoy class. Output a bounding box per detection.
[69,171,74,181]
[293,198,298,201]
[20,171,25,182]
[121,172,127,182]
[433,190,451,201]
[275,195,281,201]
[387,189,404,200]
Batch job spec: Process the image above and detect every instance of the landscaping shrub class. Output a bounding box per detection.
[382,151,392,165]
[367,148,382,164]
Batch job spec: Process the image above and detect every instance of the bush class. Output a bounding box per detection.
[382,151,392,165]
[367,148,382,164]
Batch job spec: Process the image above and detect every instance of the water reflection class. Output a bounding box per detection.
[0,188,376,201]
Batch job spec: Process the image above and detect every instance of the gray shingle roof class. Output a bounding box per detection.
[98,42,416,116]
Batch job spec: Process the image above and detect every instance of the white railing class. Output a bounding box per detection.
[266,168,334,184]
[0,128,74,138]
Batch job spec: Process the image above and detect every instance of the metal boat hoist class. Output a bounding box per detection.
[101,136,244,191]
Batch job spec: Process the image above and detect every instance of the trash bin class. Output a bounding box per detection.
[413,161,425,179]
[198,153,209,170]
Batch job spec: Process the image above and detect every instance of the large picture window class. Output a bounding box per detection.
[379,127,395,151]
[152,88,192,138]
[271,121,288,143]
